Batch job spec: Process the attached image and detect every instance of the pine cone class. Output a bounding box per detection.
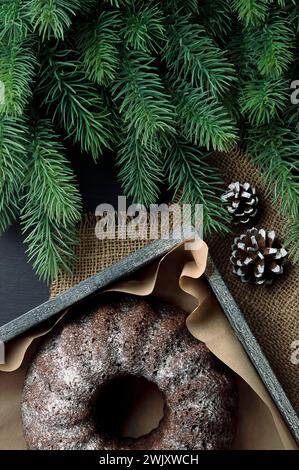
[231,228,288,285]
[221,182,259,224]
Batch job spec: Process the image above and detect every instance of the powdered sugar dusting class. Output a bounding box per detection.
[22,294,238,450]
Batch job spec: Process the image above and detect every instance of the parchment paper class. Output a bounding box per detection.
[0,240,297,450]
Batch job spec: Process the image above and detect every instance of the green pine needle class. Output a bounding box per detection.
[200,0,234,39]
[105,0,130,7]
[0,0,298,279]
[0,38,37,116]
[246,123,299,260]
[244,11,295,78]
[162,0,199,15]
[22,215,79,283]
[0,115,28,234]
[164,15,236,96]
[122,2,165,53]
[246,123,299,219]
[25,119,82,224]
[239,77,288,125]
[117,126,163,206]
[176,87,239,152]
[112,50,176,149]
[27,0,81,40]
[77,11,121,86]
[37,48,115,160]
[285,219,299,263]
[232,0,270,26]
[21,118,82,283]
[165,139,230,235]
[0,0,30,43]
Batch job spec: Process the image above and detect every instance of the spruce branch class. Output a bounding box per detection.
[0,0,30,43]
[21,118,82,283]
[175,87,238,152]
[0,115,28,234]
[239,77,288,125]
[112,50,176,149]
[22,215,79,283]
[232,0,270,26]
[0,38,37,116]
[245,123,299,219]
[77,10,121,86]
[285,219,299,263]
[244,11,295,78]
[25,119,82,225]
[165,139,230,235]
[162,0,199,15]
[37,48,115,160]
[117,126,163,206]
[122,2,165,53]
[200,0,234,39]
[27,0,81,40]
[163,15,235,96]
[105,0,130,7]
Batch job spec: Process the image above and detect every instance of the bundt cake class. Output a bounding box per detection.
[22,294,238,450]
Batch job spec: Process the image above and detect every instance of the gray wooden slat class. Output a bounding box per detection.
[0,236,182,344]
[206,256,299,445]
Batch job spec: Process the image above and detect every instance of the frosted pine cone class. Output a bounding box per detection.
[221,182,259,224]
[231,228,288,285]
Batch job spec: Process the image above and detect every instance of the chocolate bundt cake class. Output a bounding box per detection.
[22,294,238,450]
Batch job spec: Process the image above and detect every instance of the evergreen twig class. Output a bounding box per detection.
[117,126,164,206]
[0,115,28,234]
[77,10,121,86]
[165,139,230,235]
[37,48,115,160]
[21,119,82,282]
[112,50,176,149]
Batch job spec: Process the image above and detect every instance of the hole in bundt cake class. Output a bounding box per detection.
[94,375,165,439]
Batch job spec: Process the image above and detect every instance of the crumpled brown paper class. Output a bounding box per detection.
[0,240,297,450]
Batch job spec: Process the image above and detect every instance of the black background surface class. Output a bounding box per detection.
[0,152,123,327]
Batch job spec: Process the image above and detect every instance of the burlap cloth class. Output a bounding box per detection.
[208,149,299,413]
[50,149,299,414]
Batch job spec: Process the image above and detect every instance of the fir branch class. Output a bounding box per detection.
[21,118,82,283]
[175,87,238,152]
[105,0,130,7]
[117,126,163,205]
[285,219,299,263]
[0,38,37,116]
[25,119,82,224]
[245,123,299,219]
[162,0,199,15]
[22,215,79,283]
[200,0,234,39]
[163,15,235,96]
[165,139,230,235]
[0,0,30,43]
[0,115,28,234]
[37,48,115,160]
[232,0,270,26]
[289,1,299,33]
[77,11,121,86]
[239,77,288,125]
[244,11,295,78]
[112,50,176,149]
[27,0,81,40]
[122,2,165,53]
